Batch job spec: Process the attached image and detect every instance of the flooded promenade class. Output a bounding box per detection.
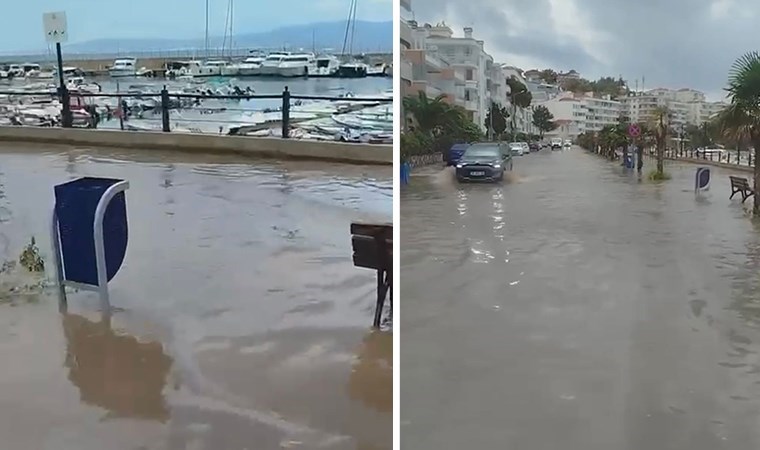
[401,149,760,449]
[0,143,391,449]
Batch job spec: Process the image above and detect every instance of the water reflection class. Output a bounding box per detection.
[348,331,392,413]
[62,312,173,422]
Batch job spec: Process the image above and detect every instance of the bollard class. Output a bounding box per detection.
[282,86,291,139]
[160,87,171,132]
[51,177,130,312]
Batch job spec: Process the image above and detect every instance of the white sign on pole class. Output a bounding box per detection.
[43,12,68,44]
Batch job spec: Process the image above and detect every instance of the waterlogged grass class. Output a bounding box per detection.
[0,237,48,304]
[647,169,672,182]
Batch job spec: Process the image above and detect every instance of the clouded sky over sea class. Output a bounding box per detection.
[409,0,760,100]
[1,0,391,52]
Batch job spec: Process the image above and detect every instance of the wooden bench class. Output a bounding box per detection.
[730,176,754,203]
[351,222,392,327]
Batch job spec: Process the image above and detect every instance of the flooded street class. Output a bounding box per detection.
[401,149,760,449]
[0,143,391,449]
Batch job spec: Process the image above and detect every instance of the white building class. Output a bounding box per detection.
[417,24,494,131]
[621,88,726,127]
[539,92,623,138]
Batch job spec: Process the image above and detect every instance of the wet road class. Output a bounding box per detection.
[401,148,760,450]
[0,143,391,449]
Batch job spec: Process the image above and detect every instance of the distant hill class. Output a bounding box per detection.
[64,20,392,54]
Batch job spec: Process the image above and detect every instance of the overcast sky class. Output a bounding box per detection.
[1,0,390,52]
[410,0,760,101]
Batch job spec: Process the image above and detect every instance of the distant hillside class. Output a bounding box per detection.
[65,20,392,54]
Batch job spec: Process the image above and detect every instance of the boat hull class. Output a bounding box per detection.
[277,66,310,77]
[109,69,137,78]
[237,67,262,76]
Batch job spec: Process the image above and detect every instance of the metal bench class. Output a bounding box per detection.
[729,176,754,203]
[351,222,392,327]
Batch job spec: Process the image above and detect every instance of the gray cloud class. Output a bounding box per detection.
[410,0,760,99]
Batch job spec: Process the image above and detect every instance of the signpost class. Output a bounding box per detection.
[51,177,130,311]
[628,123,641,138]
[43,11,71,127]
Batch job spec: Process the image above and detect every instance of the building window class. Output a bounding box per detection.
[466,69,473,80]
[465,91,471,101]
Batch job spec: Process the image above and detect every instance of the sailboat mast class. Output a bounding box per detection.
[205,0,209,57]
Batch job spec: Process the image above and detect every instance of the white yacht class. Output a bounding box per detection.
[313,54,340,77]
[233,56,265,76]
[197,60,229,77]
[259,52,290,76]
[276,53,316,77]
[109,58,138,77]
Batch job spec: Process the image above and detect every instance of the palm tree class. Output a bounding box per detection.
[649,106,670,176]
[402,91,463,136]
[715,51,760,214]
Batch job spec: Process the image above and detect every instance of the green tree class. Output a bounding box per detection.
[402,91,462,136]
[539,69,558,84]
[484,102,509,139]
[531,105,557,139]
[401,92,484,161]
[714,53,760,213]
[506,76,533,134]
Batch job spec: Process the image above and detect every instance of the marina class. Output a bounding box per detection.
[0,75,393,142]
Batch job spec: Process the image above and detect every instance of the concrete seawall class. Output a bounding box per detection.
[0,126,392,165]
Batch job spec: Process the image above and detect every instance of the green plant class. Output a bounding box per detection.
[19,237,44,273]
[647,169,671,181]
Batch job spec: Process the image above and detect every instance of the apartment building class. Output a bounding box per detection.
[540,92,623,137]
[622,88,726,126]
[421,25,493,130]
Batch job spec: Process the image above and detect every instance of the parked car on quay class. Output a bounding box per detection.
[455,143,512,183]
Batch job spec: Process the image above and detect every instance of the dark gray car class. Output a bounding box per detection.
[455,143,512,182]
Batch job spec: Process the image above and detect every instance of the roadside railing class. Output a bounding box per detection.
[664,148,754,168]
[0,86,393,140]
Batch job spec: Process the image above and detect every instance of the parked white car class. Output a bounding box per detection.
[509,142,525,156]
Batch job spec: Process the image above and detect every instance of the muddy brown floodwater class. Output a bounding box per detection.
[402,149,760,450]
[0,143,392,450]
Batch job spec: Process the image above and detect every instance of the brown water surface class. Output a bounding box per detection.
[0,143,392,450]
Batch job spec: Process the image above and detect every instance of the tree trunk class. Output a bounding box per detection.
[656,136,664,175]
[753,137,760,215]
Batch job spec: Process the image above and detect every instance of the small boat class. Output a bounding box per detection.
[366,62,390,77]
[197,60,229,77]
[165,60,203,78]
[313,54,340,77]
[109,58,138,77]
[336,62,368,78]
